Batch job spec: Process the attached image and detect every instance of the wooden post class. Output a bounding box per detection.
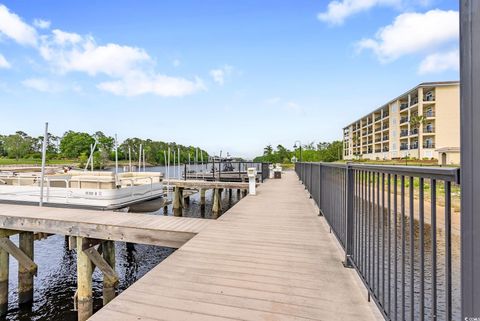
[76,237,92,321]
[18,232,34,305]
[200,188,206,206]
[212,188,222,217]
[102,241,115,305]
[237,188,240,197]
[228,188,232,199]
[0,238,8,316]
[179,187,184,208]
[163,205,168,215]
[173,186,183,217]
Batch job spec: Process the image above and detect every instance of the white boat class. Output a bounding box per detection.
[0,169,164,210]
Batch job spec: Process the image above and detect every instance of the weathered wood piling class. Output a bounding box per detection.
[76,237,93,321]
[18,232,34,305]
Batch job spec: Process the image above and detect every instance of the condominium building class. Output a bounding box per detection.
[343,81,460,165]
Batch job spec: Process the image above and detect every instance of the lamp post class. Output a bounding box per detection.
[293,140,302,162]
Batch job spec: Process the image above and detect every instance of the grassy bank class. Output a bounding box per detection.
[0,158,78,166]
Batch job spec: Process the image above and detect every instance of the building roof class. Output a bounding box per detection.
[343,80,460,130]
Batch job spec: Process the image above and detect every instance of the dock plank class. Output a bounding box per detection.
[90,171,382,321]
[0,204,210,248]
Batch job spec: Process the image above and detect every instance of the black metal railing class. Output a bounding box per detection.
[295,162,460,321]
[182,161,270,182]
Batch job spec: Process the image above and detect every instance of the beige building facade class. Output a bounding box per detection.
[343,81,460,165]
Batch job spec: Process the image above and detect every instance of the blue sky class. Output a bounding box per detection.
[0,0,459,158]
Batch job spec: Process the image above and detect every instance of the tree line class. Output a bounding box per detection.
[253,141,343,163]
[0,131,209,168]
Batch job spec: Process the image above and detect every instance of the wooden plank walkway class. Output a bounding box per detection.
[90,171,382,321]
[0,204,211,248]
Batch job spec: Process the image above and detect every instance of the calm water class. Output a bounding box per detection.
[2,168,242,320]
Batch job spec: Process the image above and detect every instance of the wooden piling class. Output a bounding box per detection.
[18,232,34,305]
[200,188,206,206]
[212,188,222,217]
[163,205,168,215]
[0,238,8,316]
[173,186,183,217]
[76,237,92,321]
[228,188,232,198]
[102,241,116,305]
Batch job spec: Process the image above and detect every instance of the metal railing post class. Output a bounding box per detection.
[343,164,354,268]
[318,164,323,216]
[460,2,480,318]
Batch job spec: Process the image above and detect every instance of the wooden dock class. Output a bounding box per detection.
[90,171,382,321]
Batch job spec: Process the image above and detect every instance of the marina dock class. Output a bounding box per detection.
[89,171,381,320]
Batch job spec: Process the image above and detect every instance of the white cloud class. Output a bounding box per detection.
[39,31,151,77]
[0,4,37,46]
[418,49,459,74]
[210,65,233,85]
[318,0,401,25]
[357,9,459,62]
[33,18,51,29]
[0,54,10,68]
[97,71,206,97]
[0,4,206,98]
[22,78,62,92]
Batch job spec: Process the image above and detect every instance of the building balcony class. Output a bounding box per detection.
[375,148,382,153]
[400,145,409,150]
[400,130,409,137]
[424,126,435,133]
[383,135,389,141]
[375,137,382,142]
[423,93,435,102]
[382,124,389,130]
[400,117,409,124]
[423,142,435,149]
[400,103,409,111]
[383,112,389,118]
[410,97,419,106]
[410,128,419,136]
[383,147,390,152]
[410,143,419,150]
[424,111,435,117]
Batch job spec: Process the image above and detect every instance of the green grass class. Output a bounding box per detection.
[0,158,78,166]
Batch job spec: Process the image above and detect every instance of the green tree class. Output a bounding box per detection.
[3,133,33,160]
[60,131,94,158]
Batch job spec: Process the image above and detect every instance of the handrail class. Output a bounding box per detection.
[295,162,460,321]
